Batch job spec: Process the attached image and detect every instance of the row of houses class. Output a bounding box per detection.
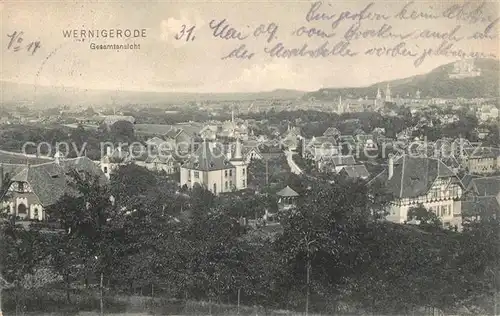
[98,137,263,179]
[2,147,499,235]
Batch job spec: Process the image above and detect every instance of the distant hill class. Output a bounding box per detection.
[304,58,499,100]
[0,81,305,108]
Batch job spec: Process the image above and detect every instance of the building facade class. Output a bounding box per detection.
[180,140,248,195]
[0,156,106,221]
[370,155,464,230]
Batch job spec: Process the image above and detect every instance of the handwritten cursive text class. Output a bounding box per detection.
[264,40,357,58]
[209,19,250,40]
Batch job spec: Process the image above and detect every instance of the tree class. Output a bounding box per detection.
[407,204,442,228]
[458,218,500,314]
[275,178,382,313]
[110,120,135,142]
[110,164,157,204]
[45,171,119,310]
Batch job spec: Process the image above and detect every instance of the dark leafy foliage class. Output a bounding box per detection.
[3,165,500,315]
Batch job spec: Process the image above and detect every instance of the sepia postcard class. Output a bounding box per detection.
[0,0,499,315]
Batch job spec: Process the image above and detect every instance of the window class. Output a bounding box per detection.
[242,179,246,187]
[18,182,24,192]
[229,169,233,177]
[230,180,233,188]
[430,189,438,199]
[225,170,228,177]
[17,203,27,215]
[34,208,39,218]
[225,181,228,189]
[445,205,451,216]
[441,205,447,216]
[104,166,108,174]
[194,171,200,179]
[242,168,245,175]
[213,183,217,194]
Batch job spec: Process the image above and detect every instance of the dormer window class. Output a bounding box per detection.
[18,182,24,192]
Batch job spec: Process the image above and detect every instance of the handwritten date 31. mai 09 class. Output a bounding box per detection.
[173,20,280,60]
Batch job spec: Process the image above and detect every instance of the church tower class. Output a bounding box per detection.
[385,84,392,102]
[230,138,247,190]
[337,95,343,113]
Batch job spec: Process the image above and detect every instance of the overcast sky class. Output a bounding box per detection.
[1,0,498,93]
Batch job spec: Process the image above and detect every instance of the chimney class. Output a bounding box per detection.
[388,154,394,180]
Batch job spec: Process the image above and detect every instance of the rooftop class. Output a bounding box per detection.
[370,155,460,199]
[276,185,299,197]
[182,142,234,171]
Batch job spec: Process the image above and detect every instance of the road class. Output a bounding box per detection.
[284,150,303,175]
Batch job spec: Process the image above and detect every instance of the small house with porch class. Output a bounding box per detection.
[276,185,299,210]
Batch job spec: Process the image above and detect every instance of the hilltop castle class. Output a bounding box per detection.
[449,59,481,79]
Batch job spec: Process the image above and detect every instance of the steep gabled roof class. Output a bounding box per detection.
[310,136,338,146]
[370,155,460,199]
[323,127,340,136]
[1,157,106,207]
[182,142,234,171]
[322,155,356,166]
[103,148,131,164]
[461,174,481,188]
[146,137,167,146]
[144,154,175,164]
[465,147,500,159]
[469,176,500,197]
[462,194,500,218]
[341,164,370,178]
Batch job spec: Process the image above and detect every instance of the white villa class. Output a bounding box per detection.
[180,139,248,195]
